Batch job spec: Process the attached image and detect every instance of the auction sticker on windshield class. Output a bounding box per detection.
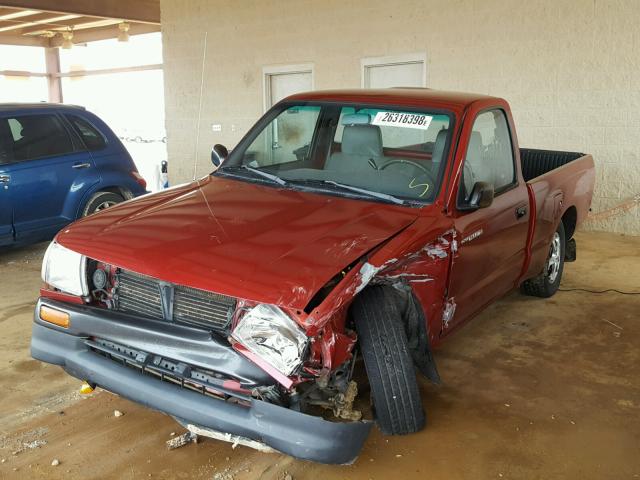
[372,111,433,130]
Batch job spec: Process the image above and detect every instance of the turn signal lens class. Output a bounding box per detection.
[79,381,95,395]
[39,305,70,328]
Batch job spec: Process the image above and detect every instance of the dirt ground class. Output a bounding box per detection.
[0,231,639,480]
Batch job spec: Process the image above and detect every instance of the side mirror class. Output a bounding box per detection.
[464,181,494,210]
[211,144,228,168]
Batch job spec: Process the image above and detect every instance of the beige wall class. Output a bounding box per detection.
[160,0,640,234]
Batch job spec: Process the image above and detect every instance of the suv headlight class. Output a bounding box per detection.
[41,242,89,297]
[231,304,308,376]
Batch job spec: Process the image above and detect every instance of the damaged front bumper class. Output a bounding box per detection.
[30,298,372,464]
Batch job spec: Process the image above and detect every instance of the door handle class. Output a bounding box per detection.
[515,205,528,219]
[72,162,91,169]
[0,174,9,184]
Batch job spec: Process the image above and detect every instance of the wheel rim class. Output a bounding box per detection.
[94,200,117,212]
[546,232,561,283]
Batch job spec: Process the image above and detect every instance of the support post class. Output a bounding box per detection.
[45,47,62,103]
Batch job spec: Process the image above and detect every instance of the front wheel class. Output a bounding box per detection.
[521,222,566,298]
[82,191,125,217]
[352,286,425,435]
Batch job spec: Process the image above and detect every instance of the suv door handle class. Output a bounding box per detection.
[515,205,528,219]
[0,174,9,184]
[72,162,91,169]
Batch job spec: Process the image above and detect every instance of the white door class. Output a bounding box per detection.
[264,65,313,109]
[362,53,426,89]
[262,65,314,164]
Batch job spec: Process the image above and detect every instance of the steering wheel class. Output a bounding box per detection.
[380,159,437,195]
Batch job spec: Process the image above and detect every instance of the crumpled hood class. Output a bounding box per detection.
[57,176,419,309]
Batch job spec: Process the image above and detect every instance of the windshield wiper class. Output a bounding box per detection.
[224,165,287,186]
[289,179,406,205]
[325,181,406,205]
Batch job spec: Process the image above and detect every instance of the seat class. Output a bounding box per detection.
[430,128,449,176]
[325,123,384,173]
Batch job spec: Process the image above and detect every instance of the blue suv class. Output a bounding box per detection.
[0,104,148,247]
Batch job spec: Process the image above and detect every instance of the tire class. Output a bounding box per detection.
[82,191,125,217]
[352,286,425,435]
[521,222,565,298]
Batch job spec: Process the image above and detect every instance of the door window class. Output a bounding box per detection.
[459,109,515,203]
[4,114,75,162]
[66,115,106,151]
[0,119,13,164]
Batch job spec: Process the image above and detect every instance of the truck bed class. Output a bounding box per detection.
[520,149,585,182]
[521,148,595,284]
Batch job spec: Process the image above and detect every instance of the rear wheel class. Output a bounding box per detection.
[352,286,425,435]
[521,222,565,298]
[82,191,124,217]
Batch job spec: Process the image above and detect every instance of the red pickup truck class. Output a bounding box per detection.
[31,89,595,464]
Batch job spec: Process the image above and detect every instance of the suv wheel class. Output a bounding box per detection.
[82,192,124,217]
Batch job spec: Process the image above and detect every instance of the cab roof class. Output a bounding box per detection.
[284,88,502,113]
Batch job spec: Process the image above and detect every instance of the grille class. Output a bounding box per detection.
[114,269,235,331]
[87,338,251,402]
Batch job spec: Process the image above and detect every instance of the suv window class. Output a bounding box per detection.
[459,109,515,203]
[4,114,75,162]
[66,115,106,151]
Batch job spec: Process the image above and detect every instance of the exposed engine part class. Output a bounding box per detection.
[330,381,361,421]
[251,384,286,406]
[92,268,108,290]
[296,354,361,420]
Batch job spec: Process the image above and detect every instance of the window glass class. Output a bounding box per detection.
[460,110,515,201]
[224,102,452,204]
[4,114,75,162]
[67,115,106,151]
[0,121,13,164]
[334,107,449,154]
[243,105,321,167]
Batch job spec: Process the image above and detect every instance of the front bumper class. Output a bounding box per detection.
[30,298,372,464]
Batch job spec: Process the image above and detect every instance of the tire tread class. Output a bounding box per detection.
[353,286,425,435]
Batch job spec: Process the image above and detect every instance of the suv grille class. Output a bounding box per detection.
[114,269,235,331]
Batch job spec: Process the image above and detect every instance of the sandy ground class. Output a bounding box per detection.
[0,231,639,480]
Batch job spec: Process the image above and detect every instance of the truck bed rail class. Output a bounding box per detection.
[520,148,584,182]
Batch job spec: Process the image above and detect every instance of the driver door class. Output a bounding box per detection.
[445,109,530,331]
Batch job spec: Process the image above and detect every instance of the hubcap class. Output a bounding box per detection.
[95,200,117,212]
[546,232,561,283]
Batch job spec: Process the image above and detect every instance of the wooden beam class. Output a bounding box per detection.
[19,16,94,35]
[56,63,162,78]
[0,0,159,24]
[0,12,80,33]
[0,6,40,18]
[0,31,45,45]
[0,69,47,76]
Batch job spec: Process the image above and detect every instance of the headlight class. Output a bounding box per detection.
[231,304,308,376]
[41,242,89,297]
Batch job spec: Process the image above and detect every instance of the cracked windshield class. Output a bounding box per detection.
[222,103,452,203]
